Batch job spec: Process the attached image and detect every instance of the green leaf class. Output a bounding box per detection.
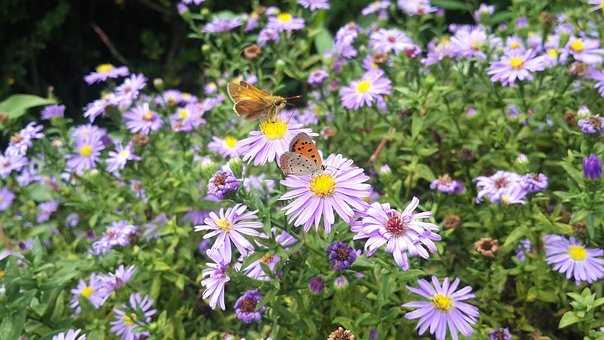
[0,94,55,120]
[314,27,333,55]
[501,225,528,254]
[430,0,468,10]
[559,311,581,328]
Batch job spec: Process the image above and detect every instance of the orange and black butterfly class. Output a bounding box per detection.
[227,79,300,121]
[279,133,324,176]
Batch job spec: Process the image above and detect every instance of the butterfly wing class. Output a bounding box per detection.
[289,133,322,167]
[234,100,272,119]
[227,79,271,103]
[280,152,321,176]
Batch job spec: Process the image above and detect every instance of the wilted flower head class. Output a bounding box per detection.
[583,154,602,180]
[430,174,465,194]
[489,328,512,340]
[308,276,324,294]
[41,104,65,120]
[234,289,265,323]
[474,237,499,257]
[207,169,240,199]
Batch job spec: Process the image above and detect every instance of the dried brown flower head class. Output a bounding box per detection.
[474,237,499,257]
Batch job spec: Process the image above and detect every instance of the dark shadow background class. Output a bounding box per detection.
[1,0,496,116]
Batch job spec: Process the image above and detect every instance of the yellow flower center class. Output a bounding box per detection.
[356,80,372,94]
[96,64,115,73]
[509,57,524,70]
[81,286,94,298]
[277,13,292,23]
[122,313,137,326]
[224,136,238,149]
[261,253,275,264]
[79,144,93,157]
[215,218,233,232]
[510,41,520,49]
[0,270,5,280]
[440,36,450,44]
[568,245,587,261]
[309,174,336,197]
[143,111,154,121]
[547,48,558,59]
[259,119,288,140]
[432,293,454,311]
[570,39,585,53]
[178,108,190,120]
[119,150,130,159]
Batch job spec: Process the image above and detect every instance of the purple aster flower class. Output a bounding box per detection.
[37,200,59,223]
[84,64,129,84]
[169,103,206,132]
[291,107,319,126]
[577,116,604,134]
[430,175,465,194]
[243,252,280,281]
[403,276,479,340]
[83,97,112,122]
[70,274,110,313]
[339,70,392,110]
[234,289,265,323]
[588,68,604,97]
[362,1,390,16]
[587,0,604,12]
[66,213,79,227]
[156,89,183,106]
[110,293,156,340]
[208,136,240,158]
[563,36,604,64]
[194,204,265,259]
[515,16,528,28]
[422,37,456,65]
[521,173,548,193]
[505,36,526,52]
[123,103,163,135]
[583,154,602,180]
[489,328,512,340]
[7,122,43,156]
[91,221,137,255]
[0,187,15,211]
[101,265,136,292]
[398,0,437,15]
[333,23,359,60]
[0,150,28,178]
[207,169,240,199]
[308,69,328,86]
[238,112,314,166]
[52,329,86,340]
[357,198,441,270]
[488,50,545,86]
[475,171,527,204]
[66,136,104,175]
[298,0,329,10]
[326,241,357,272]
[203,17,241,33]
[515,238,532,262]
[370,28,415,55]
[41,104,65,120]
[544,234,604,284]
[106,142,140,175]
[245,13,260,32]
[258,27,280,46]
[267,12,305,32]
[274,228,297,248]
[113,74,146,109]
[451,26,488,60]
[308,276,325,294]
[280,154,371,233]
[201,247,231,310]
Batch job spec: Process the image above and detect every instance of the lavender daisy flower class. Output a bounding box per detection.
[475,171,525,204]
[123,103,162,135]
[169,103,206,132]
[563,36,604,65]
[521,173,548,193]
[588,68,604,97]
[0,187,15,211]
[110,293,156,340]
[358,199,441,270]
[8,122,44,156]
[113,74,146,108]
[66,136,104,175]
[583,154,602,180]
[362,1,390,16]
[102,265,136,292]
[84,64,129,84]
[83,97,112,122]
[258,27,280,46]
[243,253,280,281]
[208,136,240,158]
[0,150,28,178]
[274,229,297,248]
[37,200,59,223]
[473,4,495,22]
[207,169,240,199]
[398,0,437,15]
[194,204,265,259]
[333,23,359,59]
[203,17,241,33]
[403,276,479,340]
[91,221,137,255]
[267,12,305,32]
[41,104,65,120]
[280,154,371,233]
[298,0,329,10]
[201,248,231,310]
[70,274,109,313]
[577,116,604,134]
[291,107,319,126]
[489,328,512,340]
[430,175,465,194]
[238,112,314,166]
[106,142,140,175]
[451,26,488,60]
[326,241,357,272]
[234,289,265,323]
[544,234,604,284]
[370,28,415,55]
[52,329,86,340]
[515,239,532,262]
[339,70,392,110]
[422,37,455,65]
[308,69,329,86]
[488,50,545,86]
